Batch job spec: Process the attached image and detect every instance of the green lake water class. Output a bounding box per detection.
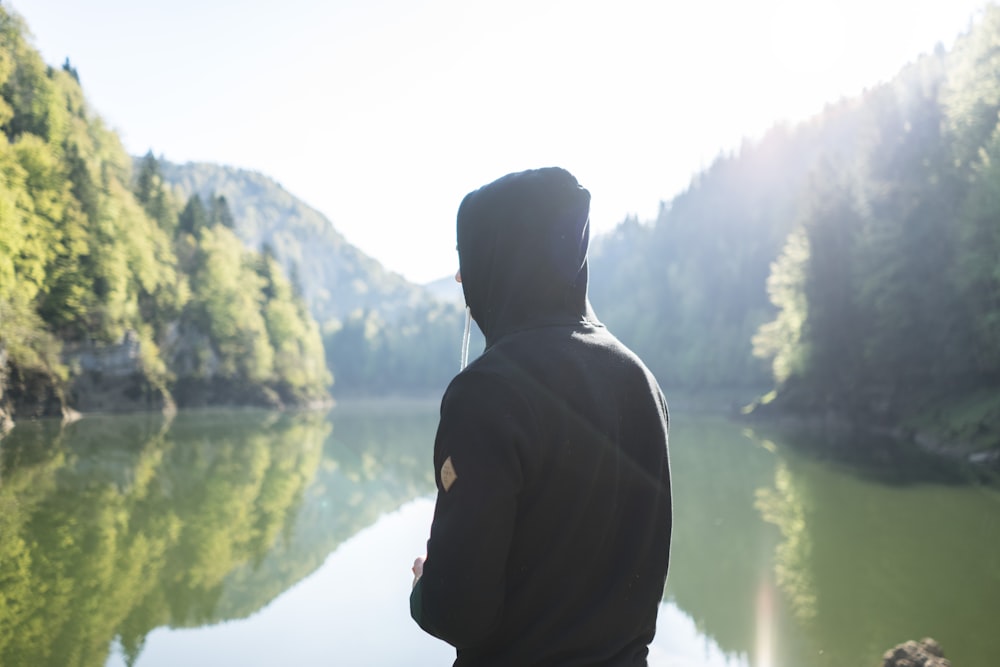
[1,403,997,667]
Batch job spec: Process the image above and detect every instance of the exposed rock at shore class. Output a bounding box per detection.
[172,377,284,410]
[882,638,951,667]
[0,328,329,432]
[0,347,9,434]
[63,330,173,414]
[1,362,66,420]
[744,380,1000,469]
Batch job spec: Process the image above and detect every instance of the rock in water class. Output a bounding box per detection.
[882,638,951,667]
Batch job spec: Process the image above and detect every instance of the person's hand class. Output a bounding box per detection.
[412,556,425,588]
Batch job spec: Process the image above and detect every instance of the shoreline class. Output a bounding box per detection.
[739,402,1000,474]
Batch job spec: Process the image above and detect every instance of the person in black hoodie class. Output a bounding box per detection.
[410,167,671,666]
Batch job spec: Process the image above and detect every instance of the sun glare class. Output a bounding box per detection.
[755,580,775,667]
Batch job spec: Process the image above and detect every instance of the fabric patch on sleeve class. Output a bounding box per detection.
[440,456,458,492]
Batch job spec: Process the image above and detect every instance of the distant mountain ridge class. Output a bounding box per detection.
[153,160,430,325]
[423,274,464,305]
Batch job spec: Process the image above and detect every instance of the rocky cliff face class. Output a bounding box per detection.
[0,322,327,432]
[62,330,172,415]
[0,347,12,435]
[0,331,165,431]
[62,325,297,413]
[159,321,290,409]
[0,344,66,425]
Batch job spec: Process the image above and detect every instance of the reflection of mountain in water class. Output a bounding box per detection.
[663,417,1000,667]
[0,404,438,667]
[746,428,1000,667]
[212,403,438,620]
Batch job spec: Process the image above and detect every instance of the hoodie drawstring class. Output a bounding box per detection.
[460,306,472,370]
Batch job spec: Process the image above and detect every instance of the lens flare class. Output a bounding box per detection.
[755,579,775,667]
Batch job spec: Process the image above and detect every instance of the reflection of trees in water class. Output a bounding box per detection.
[0,404,441,667]
[664,418,1000,667]
[16,408,996,667]
[754,459,817,623]
[0,411,328,667]
[211,402,438,620]
[663,417,789,663]
[746,427,1000,667]
[671,420,994,667]
[1,414,180,667]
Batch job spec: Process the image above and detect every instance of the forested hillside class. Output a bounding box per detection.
[154,160,480,398]
[0,6,329,426]
[154,160,427,324]
[591,7,1000,448]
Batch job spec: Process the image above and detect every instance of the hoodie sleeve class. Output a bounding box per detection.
[410,370,532,648]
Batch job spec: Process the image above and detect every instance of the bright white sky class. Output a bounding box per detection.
[14,0,989,283]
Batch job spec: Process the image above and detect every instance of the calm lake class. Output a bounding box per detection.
[1,402,998,667]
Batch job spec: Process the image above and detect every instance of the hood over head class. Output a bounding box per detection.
[457,167,596,345]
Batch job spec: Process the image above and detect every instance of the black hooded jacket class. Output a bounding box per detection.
[411,168,671,667]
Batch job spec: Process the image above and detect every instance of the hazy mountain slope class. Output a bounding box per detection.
[156,160,429,325]
[422,274,464,305]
